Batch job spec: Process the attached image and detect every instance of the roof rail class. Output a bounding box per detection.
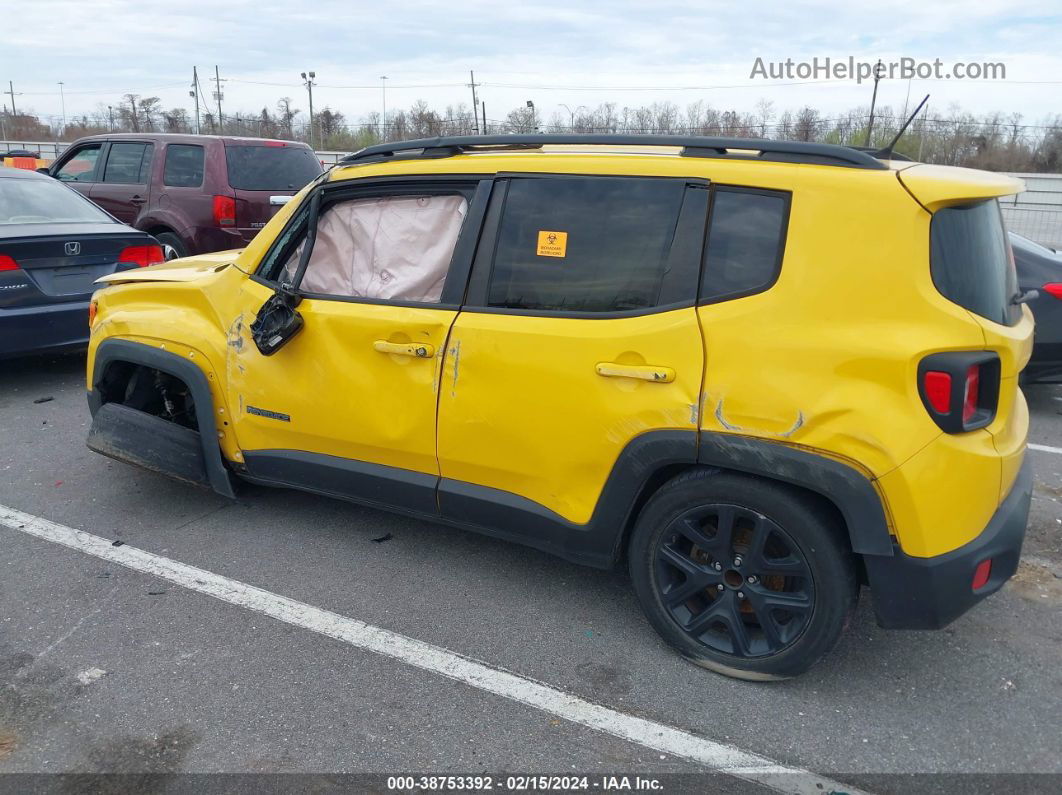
[338,134,889,170]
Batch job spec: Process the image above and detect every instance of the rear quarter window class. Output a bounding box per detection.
[164,144,205,188]
[931,199,1019,326]
[225,145,322,191]
[700,188,789,303]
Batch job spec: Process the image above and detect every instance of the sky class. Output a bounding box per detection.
[3,0,1061,132]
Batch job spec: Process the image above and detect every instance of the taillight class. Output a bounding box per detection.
[923,371,952,413]
[962,365,980,423]
[118,245,165,267]
[0,254,18,271]
[918,352,1000,433]
[1043,283,1062,300]
[213,195,236,227]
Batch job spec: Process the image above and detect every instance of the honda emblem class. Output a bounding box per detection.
[64,241,81,256]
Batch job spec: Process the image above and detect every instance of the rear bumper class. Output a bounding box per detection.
[0,300,89,358]
[865,455,1032,629]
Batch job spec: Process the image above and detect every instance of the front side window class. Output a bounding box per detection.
[487,177,686,313]
[102,142,153,184]
[55,144,102,182]
[164,144,205,187]
[280,193,469,304]
[700,188,789,302]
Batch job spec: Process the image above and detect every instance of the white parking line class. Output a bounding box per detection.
[0,502,868,795]
[1029,443,1062,455]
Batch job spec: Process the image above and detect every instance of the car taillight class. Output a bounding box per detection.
[0,254,18,271]
[118,245,165,267]
[213,195,236,227]
[918,352,1000,433]
[1043,283,1062,300]
[923,371,952,413]
[962,365,979,423]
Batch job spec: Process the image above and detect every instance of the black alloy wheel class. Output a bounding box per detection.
[654,504,814,658]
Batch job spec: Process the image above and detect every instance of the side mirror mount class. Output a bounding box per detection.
[249,287,303,355]
[249,186,323,356]
[36,167,52,175]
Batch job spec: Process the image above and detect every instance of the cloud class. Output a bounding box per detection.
[4,0,1059,125]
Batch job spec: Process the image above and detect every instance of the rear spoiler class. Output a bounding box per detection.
[897,164,1025,212]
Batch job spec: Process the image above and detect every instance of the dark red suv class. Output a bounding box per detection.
[45,134,323,259]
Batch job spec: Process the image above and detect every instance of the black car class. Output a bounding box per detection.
[0,168,164,358]
[1012,231,1062,383]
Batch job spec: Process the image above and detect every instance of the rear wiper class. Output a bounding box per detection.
[1011,289,1039,305]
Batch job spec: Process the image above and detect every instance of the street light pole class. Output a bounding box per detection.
[301,71,317,148]
[379,75,388,140]
[865,59,885,147]
[57,81,66,135]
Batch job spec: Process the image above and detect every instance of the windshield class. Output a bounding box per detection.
[225,145,322,191]
[0,176,114,225]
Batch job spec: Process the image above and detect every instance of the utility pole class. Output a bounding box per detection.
[0,106,6,141]
[379,75,387,140]
[301,71,317,148]
[212,65,224,133]
[108,105,114,131]
[468,70,479,134]
[481,102,487,136]
[5,81,17,117]
[57,81,66,134]
[190,67,201,134]
[864,59,885,147]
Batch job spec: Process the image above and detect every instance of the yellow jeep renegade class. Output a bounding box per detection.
[85,135,1033,680]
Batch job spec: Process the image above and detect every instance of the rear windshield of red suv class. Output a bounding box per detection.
[224,145,322,191]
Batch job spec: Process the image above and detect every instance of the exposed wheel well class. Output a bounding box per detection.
[146,224,178,239]
[96,361,198,431]
[619,463,865,583]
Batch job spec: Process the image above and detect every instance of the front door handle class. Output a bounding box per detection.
[595,362,675,383]
[374,340,435,358]
[130,195,146,204]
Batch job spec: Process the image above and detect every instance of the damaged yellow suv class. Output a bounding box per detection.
[85,135,1033,679]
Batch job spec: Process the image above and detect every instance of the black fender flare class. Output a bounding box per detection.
[697,432,893,556]
[88,338,236,498]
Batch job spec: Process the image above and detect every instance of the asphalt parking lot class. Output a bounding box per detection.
[1,352,1060,794]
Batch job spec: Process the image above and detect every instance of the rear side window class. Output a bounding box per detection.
[102,142,153,184]
[931,199,1019,326]
[487,177,686,313]
[700,188,788,302]
[164,144,205,187]
[225,145,321,191]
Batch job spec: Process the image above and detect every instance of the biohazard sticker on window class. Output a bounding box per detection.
[536,230,568,258]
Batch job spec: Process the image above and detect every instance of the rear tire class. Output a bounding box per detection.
[155,232,187,261]
[628,469,857,680]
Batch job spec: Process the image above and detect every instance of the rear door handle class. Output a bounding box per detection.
[374,340,435,358]
[595,362,675,383]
